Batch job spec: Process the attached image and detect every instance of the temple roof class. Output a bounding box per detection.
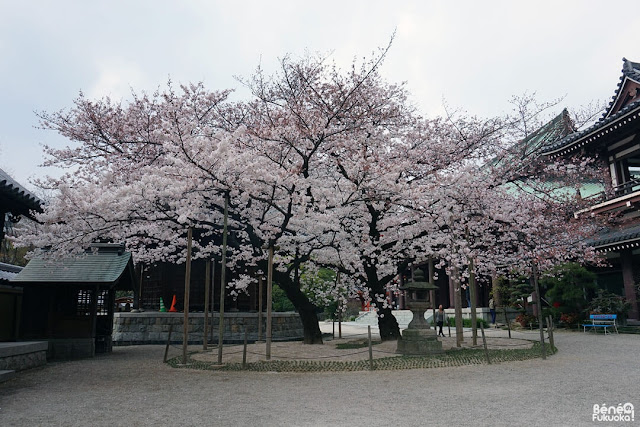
[590,223,640,252]
[0,167,42,217]
[542,58,640,156]
[491,109,575,168]
[518,108,575,155]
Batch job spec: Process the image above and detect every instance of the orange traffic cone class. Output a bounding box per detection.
[169,294,178,312]
[159,297,167,312]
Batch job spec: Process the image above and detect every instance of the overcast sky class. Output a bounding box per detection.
[1,0,638,191]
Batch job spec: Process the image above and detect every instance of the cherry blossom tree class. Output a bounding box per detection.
[16,46,610,346]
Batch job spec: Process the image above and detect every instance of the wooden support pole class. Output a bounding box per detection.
[218,193,229,365]
[242,328,248,369]
[480,322,491,364]
[469,257,478,346]
[134,264,144,311]
[203,260,211,350]
[336,272,342,339]
[266,246,273,360]
[163,324,173,363]
[532,263,546,360]
[453,267,463,347]
[257,276,263,341]
[547,315,555,352]
[90,285,98,356]
[504,306,511,338]
[429,255,436,325]
[182,226,193,365]
[210,261,215,343]
[368,325,374,371]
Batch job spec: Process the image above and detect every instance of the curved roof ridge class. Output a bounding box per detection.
[603,57,640,119]
[541,58,640,156]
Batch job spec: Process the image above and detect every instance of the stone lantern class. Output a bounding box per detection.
[396,268,443,355]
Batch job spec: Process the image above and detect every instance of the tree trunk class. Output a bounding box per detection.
[469,258,478,346]
[297,303,323,344]
[532,263,546,360]
[274,270,323,344]
[453,267,463,347]
[363,263,400,341]
[377,305,400,341]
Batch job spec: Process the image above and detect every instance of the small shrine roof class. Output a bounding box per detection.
[13,244,134,287]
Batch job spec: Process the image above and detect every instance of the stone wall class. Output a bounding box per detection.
[113,312,304,345]
[0,341,48,371]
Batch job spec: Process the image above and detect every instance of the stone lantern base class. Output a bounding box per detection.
[396,303,443,355]
[396,328,443,355]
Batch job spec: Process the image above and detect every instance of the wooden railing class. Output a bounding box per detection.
[613,177,640,196]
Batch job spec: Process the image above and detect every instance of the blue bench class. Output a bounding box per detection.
[582,314,618,335]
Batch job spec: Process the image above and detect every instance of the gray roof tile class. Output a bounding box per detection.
[0,167,42,215]
[13,244,133,285]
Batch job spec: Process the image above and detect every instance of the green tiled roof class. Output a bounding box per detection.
[492,109,575,168]
[518,109,575,155]
[13,244,133,285]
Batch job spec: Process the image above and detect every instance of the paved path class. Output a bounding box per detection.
[0,328,638,426]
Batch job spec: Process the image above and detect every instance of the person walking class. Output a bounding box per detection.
[435,305,446,337]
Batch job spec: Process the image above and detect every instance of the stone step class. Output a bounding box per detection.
[0,370,15,383]
[355,310,433,328]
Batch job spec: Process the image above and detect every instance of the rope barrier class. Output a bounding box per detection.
[161,321,555,368]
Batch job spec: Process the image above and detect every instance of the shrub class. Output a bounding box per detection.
[541,263,597,316]
[446,317,488,328]
[587,289,631,318]
[559,312,580,327]
[515,313,536,328]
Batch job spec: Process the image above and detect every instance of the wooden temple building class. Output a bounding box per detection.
[13,243,138,359]
[542,58,640,321]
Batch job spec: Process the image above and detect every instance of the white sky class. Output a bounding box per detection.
[1,0,638,190]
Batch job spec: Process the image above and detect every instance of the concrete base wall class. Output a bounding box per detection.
[47,338,95,360]
[113,311,304,345]
[356,308,522,327]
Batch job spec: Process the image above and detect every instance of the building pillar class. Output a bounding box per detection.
[621,250,639,320]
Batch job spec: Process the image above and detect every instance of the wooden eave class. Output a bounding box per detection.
[577,190,640,216]
[544,103,640,157]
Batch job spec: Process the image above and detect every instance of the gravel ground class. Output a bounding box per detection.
[0,327,637,427]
